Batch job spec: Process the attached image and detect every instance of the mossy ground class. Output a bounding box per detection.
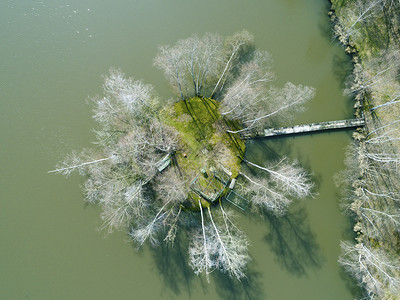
[162,97,245,208]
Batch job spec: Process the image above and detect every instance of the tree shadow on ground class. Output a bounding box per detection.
[262,206,324,277]
[213,264,264,300]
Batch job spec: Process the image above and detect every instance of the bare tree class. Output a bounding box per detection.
[153,168,188,204]
[332,0,400,297]
[225,82,315,134]
[180,33,223,97]
[100,182,148,233]
[189,200,213,282]
[93,69,159,135]
[337,137,400,297]
[343,0,381,38]
[370,91,400,111]
[334,0,400,45]
[358,206,400,238]
[219,50,274,121]
[154,31,256,101]
[154,33,224,100]
[206,206,249,280]
[154,45,187,100]
[210,30,254,98]
[339,241,400,297]
[366,119,400,144]
[189,201,250,281]
[48,150,113,176]
[129,199,173,247]
[244,159,314,199]
[345,61,398,98]
[163,206,182,245]
[363,139,400,167]
[239,172,292,216]
[155,31,314,136]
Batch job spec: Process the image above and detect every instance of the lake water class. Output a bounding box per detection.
[1,0,360,298]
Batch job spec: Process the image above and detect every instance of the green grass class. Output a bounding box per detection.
[162,97,245,207]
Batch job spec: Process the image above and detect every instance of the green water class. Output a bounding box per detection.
[1,0,359,299]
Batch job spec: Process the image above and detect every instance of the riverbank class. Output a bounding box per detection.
[329,0,400,298]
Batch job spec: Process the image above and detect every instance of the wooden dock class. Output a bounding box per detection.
[244,118,365,139]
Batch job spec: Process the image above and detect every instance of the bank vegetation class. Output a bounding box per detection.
[331,0,400,298]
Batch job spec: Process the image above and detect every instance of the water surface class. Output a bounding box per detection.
[1,0,358,298]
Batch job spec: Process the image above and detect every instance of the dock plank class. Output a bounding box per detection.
[243,118,365,139]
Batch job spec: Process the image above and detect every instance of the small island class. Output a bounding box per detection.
[51,31,315,281]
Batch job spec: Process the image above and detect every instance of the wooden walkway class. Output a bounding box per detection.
[244,118,365,139]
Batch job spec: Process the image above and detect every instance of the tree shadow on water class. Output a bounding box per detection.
[332,52,353,90]
[213,265,264,300]
[149,231,197,297]
[149,229,265,299]
[263,206,324,277]
[338,263,365,299]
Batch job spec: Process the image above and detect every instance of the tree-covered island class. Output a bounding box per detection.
[51,31,315,281]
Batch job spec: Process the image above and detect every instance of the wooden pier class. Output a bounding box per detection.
[243,118,365,139]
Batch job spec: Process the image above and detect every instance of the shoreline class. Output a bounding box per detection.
[328,1,400,298]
